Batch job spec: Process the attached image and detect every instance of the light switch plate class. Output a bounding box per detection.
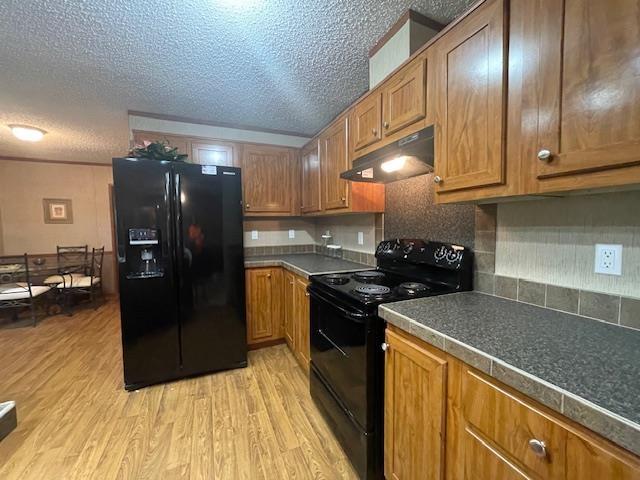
[594,244,622,275]
[251,230,259,240]
[288,229,295,239]
[357,232,364,245]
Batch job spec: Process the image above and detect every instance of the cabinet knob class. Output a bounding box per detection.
[433,175,443,184]
[528,439,547,458]
[381,342,389,352]
[383,121,389,129]
[267,273,272,278]
[371,128,377,136]
[537,149,552,162]
[305,292,310,297]
[245,203,250,209]
[341,197,346,202]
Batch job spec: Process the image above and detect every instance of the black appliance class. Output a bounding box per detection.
[308,239,472,479]
[112,158,247,391]
[340,126,434,183]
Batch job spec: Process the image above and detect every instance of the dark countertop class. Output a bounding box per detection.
[244,254,371,278]
[379,291,640,455]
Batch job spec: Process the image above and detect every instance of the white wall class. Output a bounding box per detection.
[495,191,640,298]
[129,115,310,148]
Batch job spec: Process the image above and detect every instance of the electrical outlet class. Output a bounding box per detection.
[288,229,295,239]
[251,230,259,240]
[357,232,364,245]
[594,244,622,275]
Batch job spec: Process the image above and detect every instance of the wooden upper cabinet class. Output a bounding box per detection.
[382,55,427,137]
[241,144,293,214]
[384,328,447,480]
[351,93,382,151]
[245,268,283,345]
[321,118,350,210]
[300,141,322,213]
[525,0,640,189]
[434,0,506,193]
[132,131,190,157]
[191,141,238,167]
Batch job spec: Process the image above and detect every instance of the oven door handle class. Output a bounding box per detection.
[308,288,371,323]
[317,329,349,357]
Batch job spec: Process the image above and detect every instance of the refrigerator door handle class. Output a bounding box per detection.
[174,171,184,286]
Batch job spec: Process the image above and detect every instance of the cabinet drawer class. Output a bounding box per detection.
[462,369,567,479]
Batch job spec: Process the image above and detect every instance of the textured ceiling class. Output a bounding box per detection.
[0,0,474,163]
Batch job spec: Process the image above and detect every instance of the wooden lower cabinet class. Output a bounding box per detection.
[246,267,310,372]
[292,276,310,372]
[384,325,640,480]
[384,328,447,480]
[245,267,283,346]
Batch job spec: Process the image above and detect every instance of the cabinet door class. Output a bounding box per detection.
[293,276,310,372]
[191,141,238,167]
[530,0,640,183]
[382,56,426,136]
[567,433,640,480]
[300,141,322,213]
[283,271,296,350]
[245,268,282,344]
[351,93,382,151]
[132,131,190,157]
[242,145,292,214]
[434,0,506,193]
[321,118,350,210]
[384,329,447,480]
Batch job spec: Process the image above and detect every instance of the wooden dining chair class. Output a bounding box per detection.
[0,254,51,327]
[43,245,89,286]
[55,247,104,312]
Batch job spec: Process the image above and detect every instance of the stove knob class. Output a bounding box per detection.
[403,243,414,255]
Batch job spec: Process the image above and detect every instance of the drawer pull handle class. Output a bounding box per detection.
[528,439,547,458]
[537,149,552,162]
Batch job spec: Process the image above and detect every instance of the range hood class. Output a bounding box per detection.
[340,126,434,183]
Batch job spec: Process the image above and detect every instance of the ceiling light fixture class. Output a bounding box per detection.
[8,124,47,142]
[381,156,406,173]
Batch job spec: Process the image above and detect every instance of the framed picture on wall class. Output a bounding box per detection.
[43,198,73,224]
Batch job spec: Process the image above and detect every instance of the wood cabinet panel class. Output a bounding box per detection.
[462,369,566,479]
[321,118,350,210]
[300,141,321,213]
[132,131,190,157]
[191,141,238,167]
[462,427,532,480]
[283,271,296,350]
[434,0,506,193]
[382,55,426,136]
[293,276,310,372]
[245,268,283,345]
[242,144,293,214]
[351,93,382,151]
[524,0,640,190]
[567,433,640,480]
[384,328,446,480]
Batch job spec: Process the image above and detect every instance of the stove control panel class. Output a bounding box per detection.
[377,239,469,270]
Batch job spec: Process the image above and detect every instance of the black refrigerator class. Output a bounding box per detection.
[112,157,247,390]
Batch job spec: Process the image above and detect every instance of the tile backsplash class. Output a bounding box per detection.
[473,191,640,331]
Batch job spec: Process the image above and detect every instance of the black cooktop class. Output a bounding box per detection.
[312,269,455,306]
[310,239,473,308]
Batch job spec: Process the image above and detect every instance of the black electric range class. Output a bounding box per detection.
[308,239,473,479]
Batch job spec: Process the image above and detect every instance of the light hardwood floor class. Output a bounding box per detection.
[0,301,358,479]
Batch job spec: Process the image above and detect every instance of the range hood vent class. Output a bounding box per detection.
[340,126,434,183]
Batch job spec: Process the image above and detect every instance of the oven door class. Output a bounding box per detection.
[309,285,376,431]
